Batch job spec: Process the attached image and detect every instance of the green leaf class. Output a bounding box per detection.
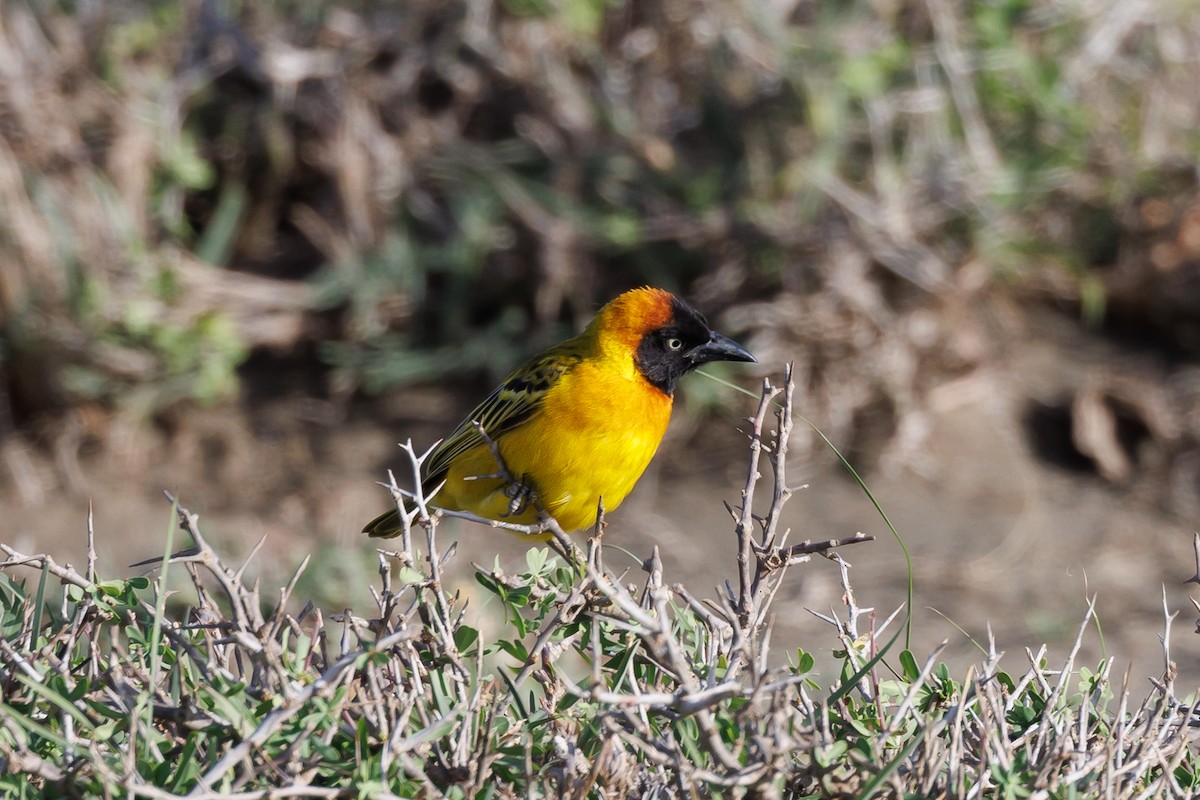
[496,639,529,662]
[813,740,849,768]
[454,625,479,653]
[525,547,548,575]
[397,566,426,585]
[96,579,127,597]
[474,571,499,594]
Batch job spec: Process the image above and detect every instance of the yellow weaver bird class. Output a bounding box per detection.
[363,286,755,538]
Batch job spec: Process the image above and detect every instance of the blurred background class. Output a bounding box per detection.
[3,0,1200,682]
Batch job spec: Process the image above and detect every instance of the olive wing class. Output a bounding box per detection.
[424,345,583,486]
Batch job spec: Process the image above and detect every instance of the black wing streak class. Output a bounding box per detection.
[423,345,583,488]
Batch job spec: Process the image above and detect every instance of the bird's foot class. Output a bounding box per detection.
[502,475,537,518]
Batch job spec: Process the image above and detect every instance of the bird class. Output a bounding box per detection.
[363,286,755,539]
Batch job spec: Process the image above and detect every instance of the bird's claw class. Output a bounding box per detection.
[502,475,536,518]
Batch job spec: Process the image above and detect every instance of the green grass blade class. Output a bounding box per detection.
[801,417,913,648]
[149,497,178,694]
[698,368,915,647]
[854,722,927,800]
[31,561,49,648]
[14,675,94,734]
[136,496,179,766]
[0,701,73,751]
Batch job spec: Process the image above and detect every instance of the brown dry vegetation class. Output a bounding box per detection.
[1,0,1198,430]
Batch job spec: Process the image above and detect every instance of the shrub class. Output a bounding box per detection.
[2,371,1198,797]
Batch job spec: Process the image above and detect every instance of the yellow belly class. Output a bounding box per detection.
[435,361,672,536]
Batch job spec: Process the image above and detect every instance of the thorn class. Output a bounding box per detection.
[1188,533,1200,585]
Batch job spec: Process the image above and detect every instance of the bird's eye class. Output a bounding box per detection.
[667,337,683,351]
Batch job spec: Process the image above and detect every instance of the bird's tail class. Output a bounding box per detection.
[362,507,404,538]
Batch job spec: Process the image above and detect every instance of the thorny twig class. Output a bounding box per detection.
[5,371,1198,796]
[463,365,876,788]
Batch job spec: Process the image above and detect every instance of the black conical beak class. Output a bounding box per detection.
[687,332,756,366]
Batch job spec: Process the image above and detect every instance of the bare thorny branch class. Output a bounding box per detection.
[4,370,1199,797]
[447,365,877,789]
[0,370,880,795]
